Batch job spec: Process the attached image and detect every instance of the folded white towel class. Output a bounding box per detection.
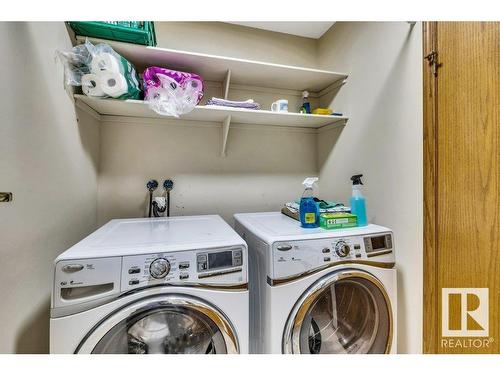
[206,97,261,110]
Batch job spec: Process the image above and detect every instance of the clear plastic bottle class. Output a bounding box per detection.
[300,177,319,228]
[350,174,367,226]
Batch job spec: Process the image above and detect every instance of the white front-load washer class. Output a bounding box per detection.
[50,215,248,354]
[234,212,397,354]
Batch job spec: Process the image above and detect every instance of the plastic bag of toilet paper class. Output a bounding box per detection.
[143,66,204,117]
[57,39,141,100]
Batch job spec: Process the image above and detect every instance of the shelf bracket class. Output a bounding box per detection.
[222,69,231,100]
[221,115,231,157]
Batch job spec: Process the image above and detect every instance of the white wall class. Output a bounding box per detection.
[0,23,100,353]
[154,22,319,67]
[317,22,423,353]
[97,119,317,225]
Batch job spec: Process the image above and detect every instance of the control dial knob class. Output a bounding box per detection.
[149,258,171,279]
[335,241,351,258]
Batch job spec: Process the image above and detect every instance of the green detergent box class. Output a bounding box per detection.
[320,212,357,230]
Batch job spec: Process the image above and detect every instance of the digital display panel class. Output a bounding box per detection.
[208,251,233,270]
[370,236,387,250]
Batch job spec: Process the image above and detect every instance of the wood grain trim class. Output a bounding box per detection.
[423,21,438,354]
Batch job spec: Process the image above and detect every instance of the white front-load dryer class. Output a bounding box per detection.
[50,215,248,354]
[234,212,397,354]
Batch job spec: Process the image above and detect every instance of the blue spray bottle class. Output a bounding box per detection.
[300,177,319,228]
[350,174,368,226]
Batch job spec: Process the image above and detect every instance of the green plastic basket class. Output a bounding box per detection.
[68,21,156,46]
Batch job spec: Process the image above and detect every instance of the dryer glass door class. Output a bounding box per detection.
[77,294,239,354]
[283,270,392,354]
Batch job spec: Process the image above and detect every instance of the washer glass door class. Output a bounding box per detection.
[283,270,392,354]
[78,294,239,354]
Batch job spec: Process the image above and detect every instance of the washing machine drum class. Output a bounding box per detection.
[76,294,239,354]
[283,270,393,354]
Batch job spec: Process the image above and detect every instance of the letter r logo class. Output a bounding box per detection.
[442,288,489,337]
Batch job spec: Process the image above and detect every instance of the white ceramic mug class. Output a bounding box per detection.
[271,99,289,112]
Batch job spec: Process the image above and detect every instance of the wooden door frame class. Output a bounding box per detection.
[423,21,438,354]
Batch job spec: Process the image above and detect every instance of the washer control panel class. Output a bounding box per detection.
[121,246,246,291]
[272,232,394,279]
[52,247,247,310]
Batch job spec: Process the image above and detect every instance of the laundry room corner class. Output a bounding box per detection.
[317,22,424,353]
[3,1,500,370]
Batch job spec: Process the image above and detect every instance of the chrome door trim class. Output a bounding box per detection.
[267,260,395,286]
[51,283,248,319]
[120,282,249,293]
[282,270,393,354]
[76,293,240,354]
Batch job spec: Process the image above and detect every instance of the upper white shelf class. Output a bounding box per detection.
[76,37,348,93]
[75,95,348,130]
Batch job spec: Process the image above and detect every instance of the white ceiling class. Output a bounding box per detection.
[227,22,335,39]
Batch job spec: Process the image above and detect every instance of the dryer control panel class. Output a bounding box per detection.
[271,232,394,279]
[53,246,247,311]
[121,246,246,292]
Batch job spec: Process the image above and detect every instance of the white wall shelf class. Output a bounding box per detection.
[73,36,349,156]
[76,37,348,93]
[74,95,348,156]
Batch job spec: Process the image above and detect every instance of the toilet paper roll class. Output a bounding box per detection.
[91,52,121,74]
[81,74,105,97]
[100,71,129,98]
[158,74,180,94]
[182,78,203,106]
